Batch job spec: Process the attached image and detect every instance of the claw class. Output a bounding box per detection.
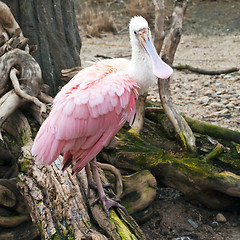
[100,195,128,217]
[89,158,129,216]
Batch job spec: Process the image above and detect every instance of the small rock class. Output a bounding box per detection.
[205,89,214,95]
[221,94,231,99]
[173,237,191,240]
[220,99,229,105]
[210,102,223,108]
[223,74,233,79]
[226,103,234,108]
[200,96,210,104]
[203,81,209,86]
[217,109,230,114]
[217,113,231,118]
[210,221,219,228]
[188,218,198,229]
[216,213,227,223]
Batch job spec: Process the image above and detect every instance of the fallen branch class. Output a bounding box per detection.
[174,64,239,75]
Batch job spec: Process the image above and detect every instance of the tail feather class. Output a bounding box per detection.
[32,119,62,165]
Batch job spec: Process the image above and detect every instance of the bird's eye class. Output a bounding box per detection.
[134,31,137,35]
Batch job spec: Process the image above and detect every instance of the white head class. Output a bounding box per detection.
[129,16,173,81]
[129,16,150,46]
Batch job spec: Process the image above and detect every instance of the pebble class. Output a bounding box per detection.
[226,103,235,108]
[205,89,215,95]
[217,109,230,114]
[217,113,231,118]
[200,96,210,104]
[210,102,224,108]
[210,221,219,228]
[173,237,191,240]
[216,213,227,223]
[188,218,198,229]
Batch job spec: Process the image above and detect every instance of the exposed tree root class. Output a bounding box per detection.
[10,68,46,113]
[98,162,123,199]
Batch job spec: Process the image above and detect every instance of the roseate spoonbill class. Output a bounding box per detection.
[32,16,173,215]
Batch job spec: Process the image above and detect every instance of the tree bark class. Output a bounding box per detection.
[2,0,81,96]
[18,142,145,240]
[153,0,165,54]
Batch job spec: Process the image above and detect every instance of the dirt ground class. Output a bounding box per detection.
[78,0,240,239]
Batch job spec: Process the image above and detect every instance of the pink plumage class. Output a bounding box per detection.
[32,60,139,174]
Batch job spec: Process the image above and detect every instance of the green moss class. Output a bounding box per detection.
[20,129,30,146]
[109,210,138,240]
[37,220,75,240]
[36,222,45,240]
[19,158,31,173]
[50,233,61,240]
[184,115,240,143]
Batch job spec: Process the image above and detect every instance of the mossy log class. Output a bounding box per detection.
[17,142,145,240]
[101,108,240,210]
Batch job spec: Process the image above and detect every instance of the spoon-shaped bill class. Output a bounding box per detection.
[138,31,173,79]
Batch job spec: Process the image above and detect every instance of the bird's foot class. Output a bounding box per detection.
[91,195,128,217]
[87,179,112,197]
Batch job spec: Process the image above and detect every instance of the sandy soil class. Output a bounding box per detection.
[78,0,240,239]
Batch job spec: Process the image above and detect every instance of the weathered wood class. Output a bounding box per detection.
[158,0,196,151]
[0,1,22,37]
[0,49,43,136]
[174,64,239,75]
[183,115,240,144]
[102,115,240,210]
[132,93,148,133]
[153,0,165,54]
[2,0,81,96]
[18,142,145,240]
[0,48,42,97]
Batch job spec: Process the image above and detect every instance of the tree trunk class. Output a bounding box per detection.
[2,0,81,96]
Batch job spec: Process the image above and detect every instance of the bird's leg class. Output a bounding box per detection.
[90,157,128,216]
[85,163,111,197]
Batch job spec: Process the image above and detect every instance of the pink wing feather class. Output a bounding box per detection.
[32,62,138,174]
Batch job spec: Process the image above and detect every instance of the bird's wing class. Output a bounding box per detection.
[32,63,138,173]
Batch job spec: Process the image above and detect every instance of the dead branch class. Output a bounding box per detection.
[131,93,148,133]
[38,91,53,104]
[158,0,196,152]
[0,89,26,128]
[153,0,165,54]
[174,64,239,75]
[161,0,188,65]
[0,49,42,97]
[10,68,46,113]
[0,49,47,133]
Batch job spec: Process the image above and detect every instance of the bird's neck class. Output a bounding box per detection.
[130,45,156,95]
